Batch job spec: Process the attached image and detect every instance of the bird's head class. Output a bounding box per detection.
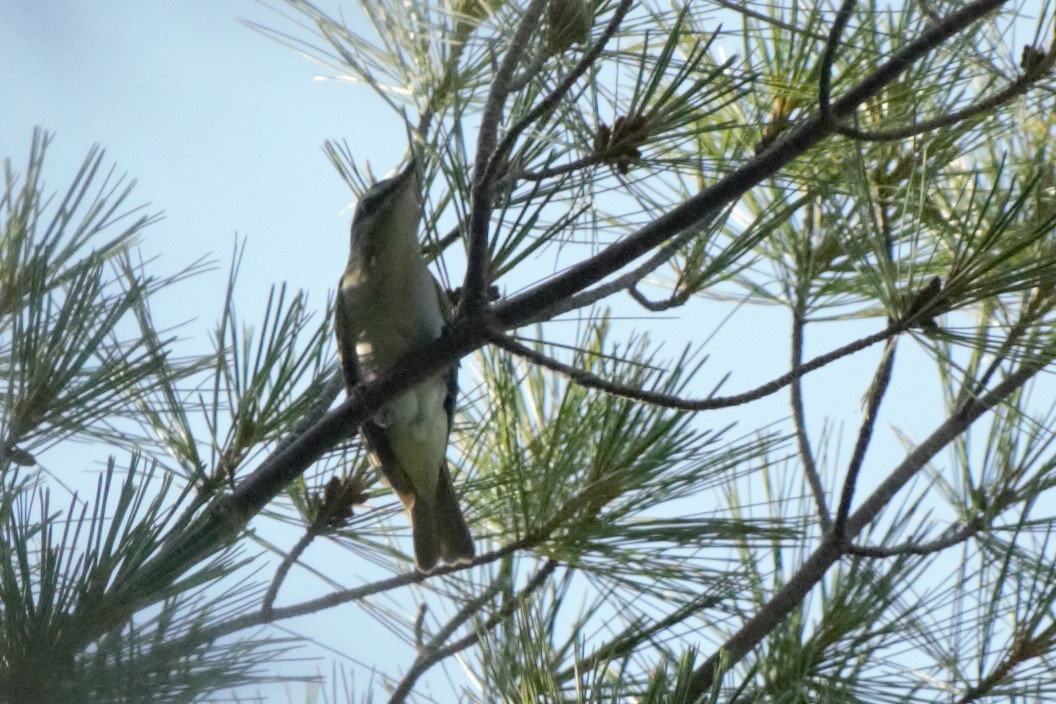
[349,159,422,251]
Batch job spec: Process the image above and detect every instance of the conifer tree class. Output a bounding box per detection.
[3,0,1056,701]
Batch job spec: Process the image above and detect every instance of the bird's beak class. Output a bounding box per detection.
[393,156,419,192]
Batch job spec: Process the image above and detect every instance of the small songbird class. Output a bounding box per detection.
[334,156,474,571]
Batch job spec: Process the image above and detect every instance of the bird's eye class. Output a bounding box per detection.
[356,177,398,219]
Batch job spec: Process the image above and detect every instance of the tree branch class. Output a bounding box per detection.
[682,349,1050,702]
[493,0,1010,330]
[790,305,831,532]
[462,0,551,315]
[847,514,984,557]
[142,470,616,662]
[818,0,858,126]
[260,527,318,618]
[387,559,559,704]
[832,337,897,539]
[523,216,715,324]
[486,323,903,411]
[495,0,635,163]
[832,37,1056,142]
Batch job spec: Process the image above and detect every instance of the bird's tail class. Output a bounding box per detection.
[410,462,474,572]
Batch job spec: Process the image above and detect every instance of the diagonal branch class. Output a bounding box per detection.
[488,0,635,183]
[260,527,318,618]
[387,559,559,704]
[832,36,1056,142]
[144,469,615,662]
[462,0,636,314]
[462,0,551,315]
[832,337,897,539]
[486,323,904,411]
[493,0,1010,330]
[682,349,1050,702]
[818,0,858,126]
[521,214,716,324]
[790,305,831,532]
[847,514,985,557]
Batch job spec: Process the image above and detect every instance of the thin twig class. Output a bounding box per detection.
[832,337,898,540]
[832,36,1056,142]
[790,305,831,532]
[422,222,463,262]
[818,0,858,125]
[488,0,636,188]
[683,347,1049,701]
[518,155,605,181]
[147,472,611,661]
[462,0,551,315]
[628,284,692,312]
[260,527,319,618]
[555,591,727,683]
[463,0,637,313]
[834,65,1055,142]
[462,0,636,315]
[966,288,1048,404]
[486,323,904,411]
[847,514,984,557]
[521,213,719,324]
[387,560,559,704]
[422,573,512,652]
[953,634,1042,704]
[147,530,539,667]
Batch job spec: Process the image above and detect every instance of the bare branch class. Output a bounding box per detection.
[518,155,605,182]
[487,323,903,411]
[847,515,984,557]
[832,38,1056,142]
[790,306,831,532]
[462,0,551,314]
[462,0,636,316]
[628,283,693,312]
[521,214,718,324]
[260,527,318,618]
[683,349,1050,701]
[422,573,512,652]
[832,338,897,540]
[818,0,858,126]
[489,0,636,185]
[835,74,1053,141]
[953,628,1056,704]
[387,560,559,704]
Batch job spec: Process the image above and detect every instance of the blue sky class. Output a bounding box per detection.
[1,1,406,320]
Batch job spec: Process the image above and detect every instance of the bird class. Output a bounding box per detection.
[334,157,474,571]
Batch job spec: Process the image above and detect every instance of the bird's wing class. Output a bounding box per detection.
[333,286,361,392]
[433,276,460,435]
[334,286,416,504]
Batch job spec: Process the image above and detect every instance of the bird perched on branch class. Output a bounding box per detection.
[334,157,474,571]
